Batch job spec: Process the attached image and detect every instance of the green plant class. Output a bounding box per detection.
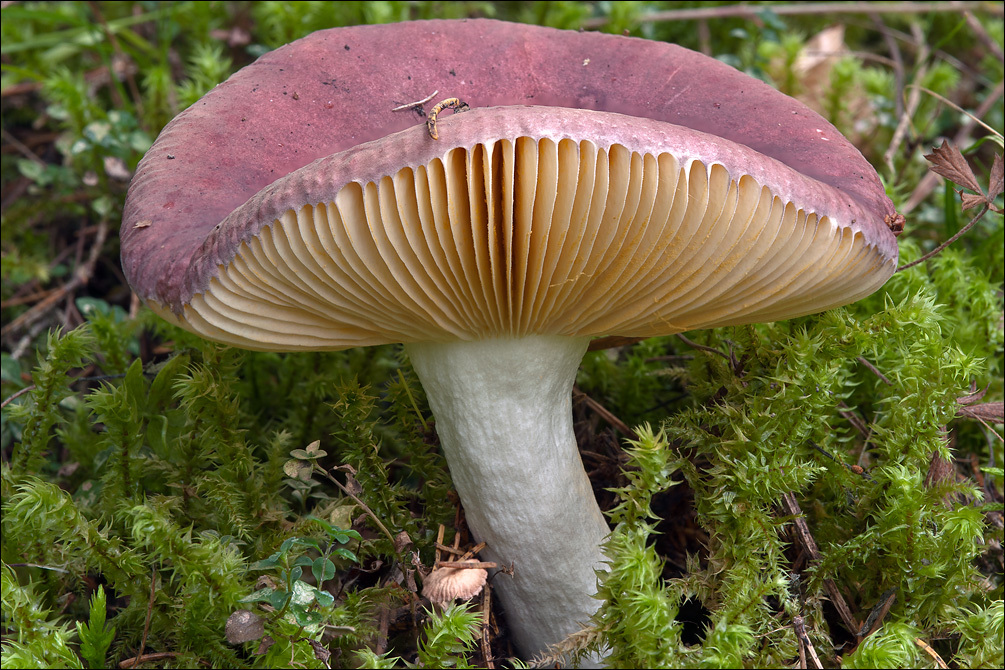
[75,585,116,670]
[241,518,361,628]
[2,3,1002,668]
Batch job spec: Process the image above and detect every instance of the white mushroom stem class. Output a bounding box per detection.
[405,335,609,661]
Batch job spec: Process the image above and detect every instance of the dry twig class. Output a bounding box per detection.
[781,492,860,635]
[792,615,824,669]
[581,2,999,29]
[573,388,639,441]
[1,218,109,341]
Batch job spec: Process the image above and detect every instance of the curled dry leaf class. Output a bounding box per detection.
[989,153,1004,203]
[957,385,990,406]
[393,530,413,554]
[423,565,488,603]
[960,192,987,211]
[924,140,983,194]
[254,636,275,656]
[956,401,1005,422]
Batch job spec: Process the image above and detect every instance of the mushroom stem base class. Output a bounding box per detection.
[405,335,608,663]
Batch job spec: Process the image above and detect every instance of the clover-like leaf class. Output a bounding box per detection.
[290,440,328,461]
[312,556,336,584]
[250,551,282,571]
[283,458,313,481]
[268,589,291,610]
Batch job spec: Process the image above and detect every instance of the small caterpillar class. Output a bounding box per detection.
[426,97,470,140]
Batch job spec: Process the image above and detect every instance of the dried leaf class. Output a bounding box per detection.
[923,450,956,490]
[307,639,331,665]
[254,636,275,655]
[956,401,1005,422]
[988,153,1004,201]
[394,530,413,554]
[961,192,986,210]
[924,140,983,194]
[884,213,906,235]
[957,386,989,405]
[344,470,363,497]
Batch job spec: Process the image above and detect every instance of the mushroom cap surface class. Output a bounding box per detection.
[121,19,897,348]
[423,565,489,603]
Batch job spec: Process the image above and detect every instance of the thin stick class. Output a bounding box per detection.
[458,541,487,562]
[573,387,639,441]
[781,493,860,635]
[1,219,109,339]
[897,204,989,272]
[317,466,396,545]
[883,27,928,172]
[792,615,824,669]
[480,583,495,669]
[915,637,950,669]
[435,560,498,569]
[392,90,438,112]
[119,652,206,669]
[87,1,145,124]
[0,385,35,410]
[676,333,730,361]
[435,541,467,557]
[859,589,897,638]
[964,11,1005,63]
[581,2,1000,28]
[435,524,445,564]
[909,84,1004,139]
[857,356,892,385]
[136,569,157,664]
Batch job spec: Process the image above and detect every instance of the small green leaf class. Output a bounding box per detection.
[238,587,278,604]
[307,515,362,544]
[333,547,359,563]
[312,556,336,584]
[250,551,282,570]
[267,589,291,610]
[291,607,324,627]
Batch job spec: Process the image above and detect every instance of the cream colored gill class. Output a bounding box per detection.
[176,137,887,349]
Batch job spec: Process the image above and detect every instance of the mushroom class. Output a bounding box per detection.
[120,19,898,662]
[423,566,489,604]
